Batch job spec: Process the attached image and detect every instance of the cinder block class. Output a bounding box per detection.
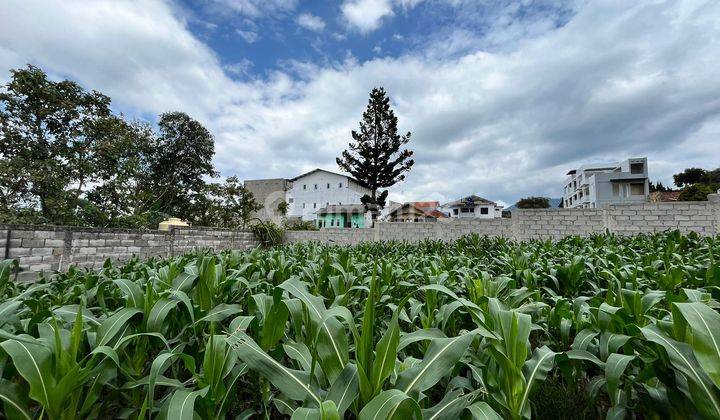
[44,239,65,247]
[31,248,53,256]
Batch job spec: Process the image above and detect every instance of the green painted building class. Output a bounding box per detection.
[316,204,368,228]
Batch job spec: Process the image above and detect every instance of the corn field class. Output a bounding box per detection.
[0,231,719,419]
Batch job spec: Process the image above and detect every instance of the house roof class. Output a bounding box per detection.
[445,195,498,208]
[426,209,448,218]
[316,204,367,215]
[388,203,447,219]
[649,191,681,202]
[289,168,368,188]
[411,201,440,209]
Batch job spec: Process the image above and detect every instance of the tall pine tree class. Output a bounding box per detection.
[337,87,414,209]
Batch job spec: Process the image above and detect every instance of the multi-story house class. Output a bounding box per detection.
[386,201,447,222]
[286,169,371,221]
[563,157,649,209]
[245,169,371,222]
[441,195,503,219]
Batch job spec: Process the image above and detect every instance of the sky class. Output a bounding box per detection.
[1,0,719,208]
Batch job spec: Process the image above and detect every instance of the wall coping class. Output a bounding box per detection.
[0,223,252,234]
[0,224,164,234]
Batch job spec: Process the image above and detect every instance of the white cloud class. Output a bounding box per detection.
[237,29,260,43]
[340,0,425,33]
[296,13,326,32]
[1,0,720,206]
[0,0,241,119]
[224,59,254,77]
[210,0,297,18]
[341,0,395,33]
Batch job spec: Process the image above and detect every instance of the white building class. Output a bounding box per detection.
[441,195,503,219]
[285,169,371,221]
[563,157,649,209]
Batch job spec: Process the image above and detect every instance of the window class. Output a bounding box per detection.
[612,184,620,197]
[480,207,489,215]
[326,202,329,207]
[303,184,306,190]
[339,182,343,188]
[453,209,459,215]
[630,183,645,195]
[330,219,334,227]
[630,162,644,174]
[302,203,306,208]
[327,183,330,189]
[314,184,318,190]
[313,203,316,208]
[288,198,294,203]
[338,202,342,205]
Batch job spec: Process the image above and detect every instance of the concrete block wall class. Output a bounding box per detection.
[437,218,513,242]
[513,208,606,240]
[3,199,718,280]
[284,228,375,245]
[280,200,720,246]
[606,202,718,235]
[173,227,258,254]
[1,225,259,282]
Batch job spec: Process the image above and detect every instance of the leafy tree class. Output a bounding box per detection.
[649,181,671,192]
[703,168,720,184]
[672,167,720,201]
[0,65,148,225]
[516,196,550,209]
[678,183,719,201]
[673,168,706,187]
[140,112,218,224]
[337,87,414,209]
[195,177,262,229]
[82,120,156,227]
[277,200,289,216]
[0,66,259,229]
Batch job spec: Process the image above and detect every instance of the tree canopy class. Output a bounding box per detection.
[672,167,720,201]
[516,196,550,209]
[337,87,414,209]
[0,65,260,229]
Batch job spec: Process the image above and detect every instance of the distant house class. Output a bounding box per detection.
[442,195,502,218]
[563,157,649,209]
[387,201,447,222]
[287,169,370,221]
[245,168,370,222]
[316,204,370,228]
[649,191,681,202]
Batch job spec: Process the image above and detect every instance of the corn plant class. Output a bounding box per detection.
[0,232,719,418]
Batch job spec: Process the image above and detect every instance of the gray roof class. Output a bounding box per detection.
[316,204,367,215]
[445,195,498,207]
[289,168,368,188]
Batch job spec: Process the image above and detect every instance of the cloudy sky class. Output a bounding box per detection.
[1,0,719,207]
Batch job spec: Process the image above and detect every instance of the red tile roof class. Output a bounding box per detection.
[411,201,440,209]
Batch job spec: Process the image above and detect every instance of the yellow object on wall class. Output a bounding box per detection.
[158,217,189,231]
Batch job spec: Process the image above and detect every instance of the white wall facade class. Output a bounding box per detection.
[564,158,649,209]
[444,204,502,219]
[286,171,370,221]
